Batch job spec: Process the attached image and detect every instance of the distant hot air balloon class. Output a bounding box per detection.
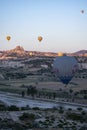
[58,52,64,56]
[38,36,43,42]
[53,55,78,86]
[81,10,84,14]
[6,36,11,41]
[29,52,33,56]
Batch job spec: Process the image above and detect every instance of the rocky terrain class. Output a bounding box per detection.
[0,46,87,60]
[0,46,87,130]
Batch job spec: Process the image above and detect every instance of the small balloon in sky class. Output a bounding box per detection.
[6,36,11,41]
[38,36,43,42]
[81,10,84,14]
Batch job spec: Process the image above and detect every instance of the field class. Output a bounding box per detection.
[0,57,87,130]
[0,75,87,91]
[0,56,87,105]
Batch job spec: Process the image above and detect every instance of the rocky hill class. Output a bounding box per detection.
[73,50,87,55]
[0,46,57,60]
[0,46,87,60]
[69,50,87,56]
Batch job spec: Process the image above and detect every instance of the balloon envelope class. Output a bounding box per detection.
[29,52,33,56]
[81,10,84,13]
[53,56,78,85]
[38,36,43,42]
[6,36,11,41]
[58,52,64,56]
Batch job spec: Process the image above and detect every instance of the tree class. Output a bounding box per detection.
[27,88,31,96]
[31,86,37,98]
[27,86,37,98]
[22,90,25,97]
[53,92,56,99]
[69,89,73,94]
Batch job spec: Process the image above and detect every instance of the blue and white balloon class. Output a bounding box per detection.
[53,55,78,85]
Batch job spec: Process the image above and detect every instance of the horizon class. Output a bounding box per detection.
[0,45,87,54]
[0,0,87,52]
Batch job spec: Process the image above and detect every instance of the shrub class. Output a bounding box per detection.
[66,112,86,122]
[32,107,40,110]
[77,107,83,111]
[19,113,35,121]
[8,105,19,111]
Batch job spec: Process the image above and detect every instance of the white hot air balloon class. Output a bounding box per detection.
[53,55,78,86]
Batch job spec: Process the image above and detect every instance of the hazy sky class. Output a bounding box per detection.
[0,0,87,53]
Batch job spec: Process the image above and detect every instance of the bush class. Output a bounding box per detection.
[32,107,40,110]
[77,107,83,111]
[19,113,35,121]
[84,95,87,99]
[0,104,7,111]
[21,105,30,110]
[68,108,72,111]
[8,105,19,111]
[66,112,86,122]
[58,106,64,114]
[81,111,86,115]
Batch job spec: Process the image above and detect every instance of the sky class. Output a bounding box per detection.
[0,0,87,53]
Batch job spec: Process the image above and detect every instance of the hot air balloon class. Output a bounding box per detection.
[53,55,78,86]
[38,36,43,42]
[81,10,84,14]
[29,52,33,56]
[6,36,11,41]
[58,52,64,56]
